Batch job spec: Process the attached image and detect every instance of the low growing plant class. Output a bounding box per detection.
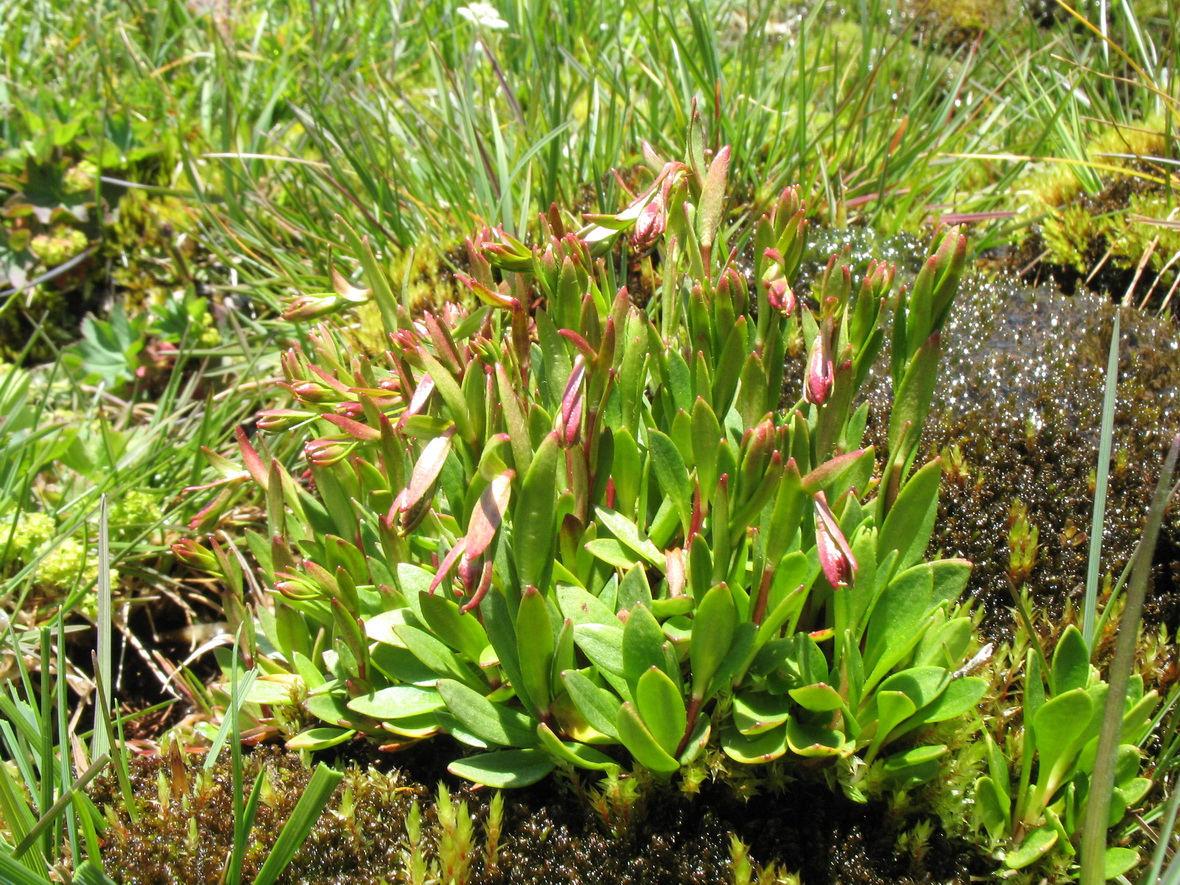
[178,117,979,797]
[973,624,1158,875]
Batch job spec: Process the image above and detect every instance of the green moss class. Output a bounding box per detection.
[1017,118,1180,304]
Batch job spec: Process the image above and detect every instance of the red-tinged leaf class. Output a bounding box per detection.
[494,363,531,475]
[428,539,468,595]
[321,413,381,441]
[466,470,515,559]
[402,426,456,515]
[561,357,586,447]
[398,372,435,429]
[558,329,598,362]
[800,448,868,494]
[455,273,519,310]
[236,426,270,491]
[423,312,463,375]
[307,362,354,395]
[416,350,475,445]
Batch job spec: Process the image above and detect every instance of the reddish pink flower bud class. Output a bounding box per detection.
[765,278,796,315]
[804,331,834,405]
[172,538,218,573]
[814,491,858,588]
[304,437,352,467]
[631,192,666,251]
[560,357,586,448]
[281,293,341,321]
[256,409,314,432]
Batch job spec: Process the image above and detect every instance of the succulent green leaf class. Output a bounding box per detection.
[435,679,539,748]
[1004,826,1058,870]
[448,749,555,788]
[908,676,986,725]
[573,623,626,676]
[611,427,643,518]
[737,352,769,428]
[691,397,723,498]
[616,702,680,774]
[585,539,640,569]
[618,564,654,612]
[872,690,918,750]
[862,564,934,688]
[561,669,622,738]
[596,506,664,568]
[788,683,844,713]
[974,775,1011,840]
[689,583,737,700]
[1031,688,1093,807]
[887,332,941,456]
[285,727,357,751]
[651,596,693,619]
[623,602,669,694]
[536,723,619,771]
[732,691,792,735]
[878,667,951,711]
[516,586,556,713]
[419,591,490,663]
[347,685,445,720]
[711,319,747,418]
[784,716,847,758]
[304,692,371,731]
[881,744,946,788]
[556,583,617,627]
[929,559,973,609]
[721,722,789,763]
[878,458,942,569]
[396,624,486,690]
[1103,848,1139,880]
[514,431,560,590]
[635,666,687,756]
[649,429,692,535]
[688,534,713,601]
[1050,625,1090,696]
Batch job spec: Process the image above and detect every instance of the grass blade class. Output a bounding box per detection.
[11,754,110,861]
[1083,311,1119,649]
[1079,435,1180,885]
[252,764,345,885]
[92,496,112,762]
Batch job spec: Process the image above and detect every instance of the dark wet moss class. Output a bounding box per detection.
[89,743,997,885]
[865,272,1180,639]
